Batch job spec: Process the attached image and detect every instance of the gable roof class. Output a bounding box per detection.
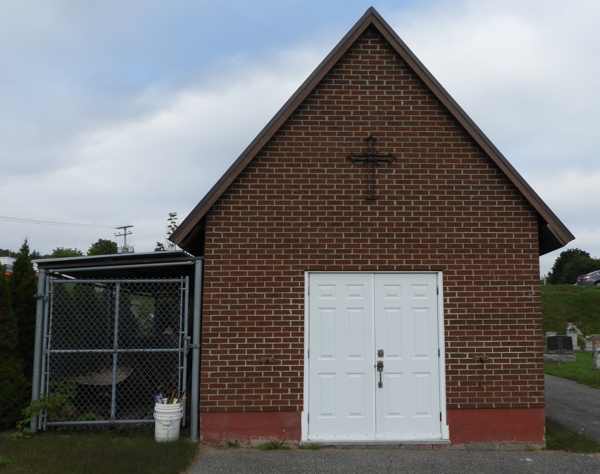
[171,7,574,256]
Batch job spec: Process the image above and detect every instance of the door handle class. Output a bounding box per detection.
[376,360,384,388]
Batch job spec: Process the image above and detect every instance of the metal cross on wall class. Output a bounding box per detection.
[347,133,396,200]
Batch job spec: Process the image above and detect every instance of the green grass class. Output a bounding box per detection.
[0,429,197,474]
[300,443,322,450]
[541,285,600,387]
[541,285,600,335]
[258,441,290,451]
[545,416,600,452]
[544,350,600,389]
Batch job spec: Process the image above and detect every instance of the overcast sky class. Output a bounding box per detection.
[1,0,598,276]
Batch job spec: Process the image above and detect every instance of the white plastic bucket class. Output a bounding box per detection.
[154,403,183,442]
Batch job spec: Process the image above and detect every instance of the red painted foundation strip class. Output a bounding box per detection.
[201,408,544,445]
[201,412,301,445]
[448,408,545,444]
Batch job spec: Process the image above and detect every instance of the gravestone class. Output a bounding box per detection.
[545,335,576,362]
[592,335,600,352]
[547,335,573,353]
[592,335,600,370]
[544,332,557,352]
[566,329,579,351]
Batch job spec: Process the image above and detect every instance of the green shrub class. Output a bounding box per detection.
[0,357,29,428]
[0,265,29,428]
[14,379,77,436]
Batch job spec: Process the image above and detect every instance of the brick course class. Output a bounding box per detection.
[200,26,543,416]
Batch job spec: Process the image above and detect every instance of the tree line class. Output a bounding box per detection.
[547,248,600,285]
[1,238,119,261]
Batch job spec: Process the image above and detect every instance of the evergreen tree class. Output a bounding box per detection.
[10,239,38,380]
[0,266,29,427]
[0,267,18,355]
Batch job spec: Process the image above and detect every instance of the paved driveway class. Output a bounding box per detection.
[188,449,600,474]
[186,375,600,473]
[545,373,600,441]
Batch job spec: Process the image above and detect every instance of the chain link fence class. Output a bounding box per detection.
[40,277,189,428]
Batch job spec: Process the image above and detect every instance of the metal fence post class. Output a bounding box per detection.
[110,282,121,422]
[30,268,47,433]
[190,260,202,441]
[182,276,189,426]
[38,278,52,428]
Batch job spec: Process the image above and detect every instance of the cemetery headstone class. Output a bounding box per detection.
[566,327,579,351]
[544,332,557,351]
[544,335,576,362]
[592,335,600,370]
[592,335,600,352]
[547,335,573,353]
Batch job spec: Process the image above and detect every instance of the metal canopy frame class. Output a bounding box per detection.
[31,252,203,441]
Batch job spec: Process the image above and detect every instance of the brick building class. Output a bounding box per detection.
[171,8,573,446]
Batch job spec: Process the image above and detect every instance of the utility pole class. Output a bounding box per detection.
[114,225,134,253]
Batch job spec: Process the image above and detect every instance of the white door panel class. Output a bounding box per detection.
[309,273,441,440]
[374,273,440,438]
[308,273,375,437]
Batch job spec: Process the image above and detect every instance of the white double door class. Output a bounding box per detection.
[308,273,442,440]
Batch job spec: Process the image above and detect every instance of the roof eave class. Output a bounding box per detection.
[172,6,574,255]
[170,8,378,246]
[366,10,574,249]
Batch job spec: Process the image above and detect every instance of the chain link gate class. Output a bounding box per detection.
[40,277,189,428]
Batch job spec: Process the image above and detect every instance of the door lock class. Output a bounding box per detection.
[377,349,384,357]
[376,360,384,388]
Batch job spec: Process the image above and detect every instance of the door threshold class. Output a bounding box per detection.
[301,439,450,446]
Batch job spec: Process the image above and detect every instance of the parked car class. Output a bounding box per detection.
[575,270,600,285]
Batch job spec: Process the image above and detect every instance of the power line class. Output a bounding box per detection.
[0,215,119,229]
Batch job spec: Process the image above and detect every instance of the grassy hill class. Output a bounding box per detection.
[541,285,600,335]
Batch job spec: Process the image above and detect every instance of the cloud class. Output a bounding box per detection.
[390,0,600,169]
[531,170,600,229]
[389,0,600,275]
[534,170,600,276]
[0,42,325,255]
[0,0,597,278]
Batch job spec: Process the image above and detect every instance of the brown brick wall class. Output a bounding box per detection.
[200,26,543,414]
